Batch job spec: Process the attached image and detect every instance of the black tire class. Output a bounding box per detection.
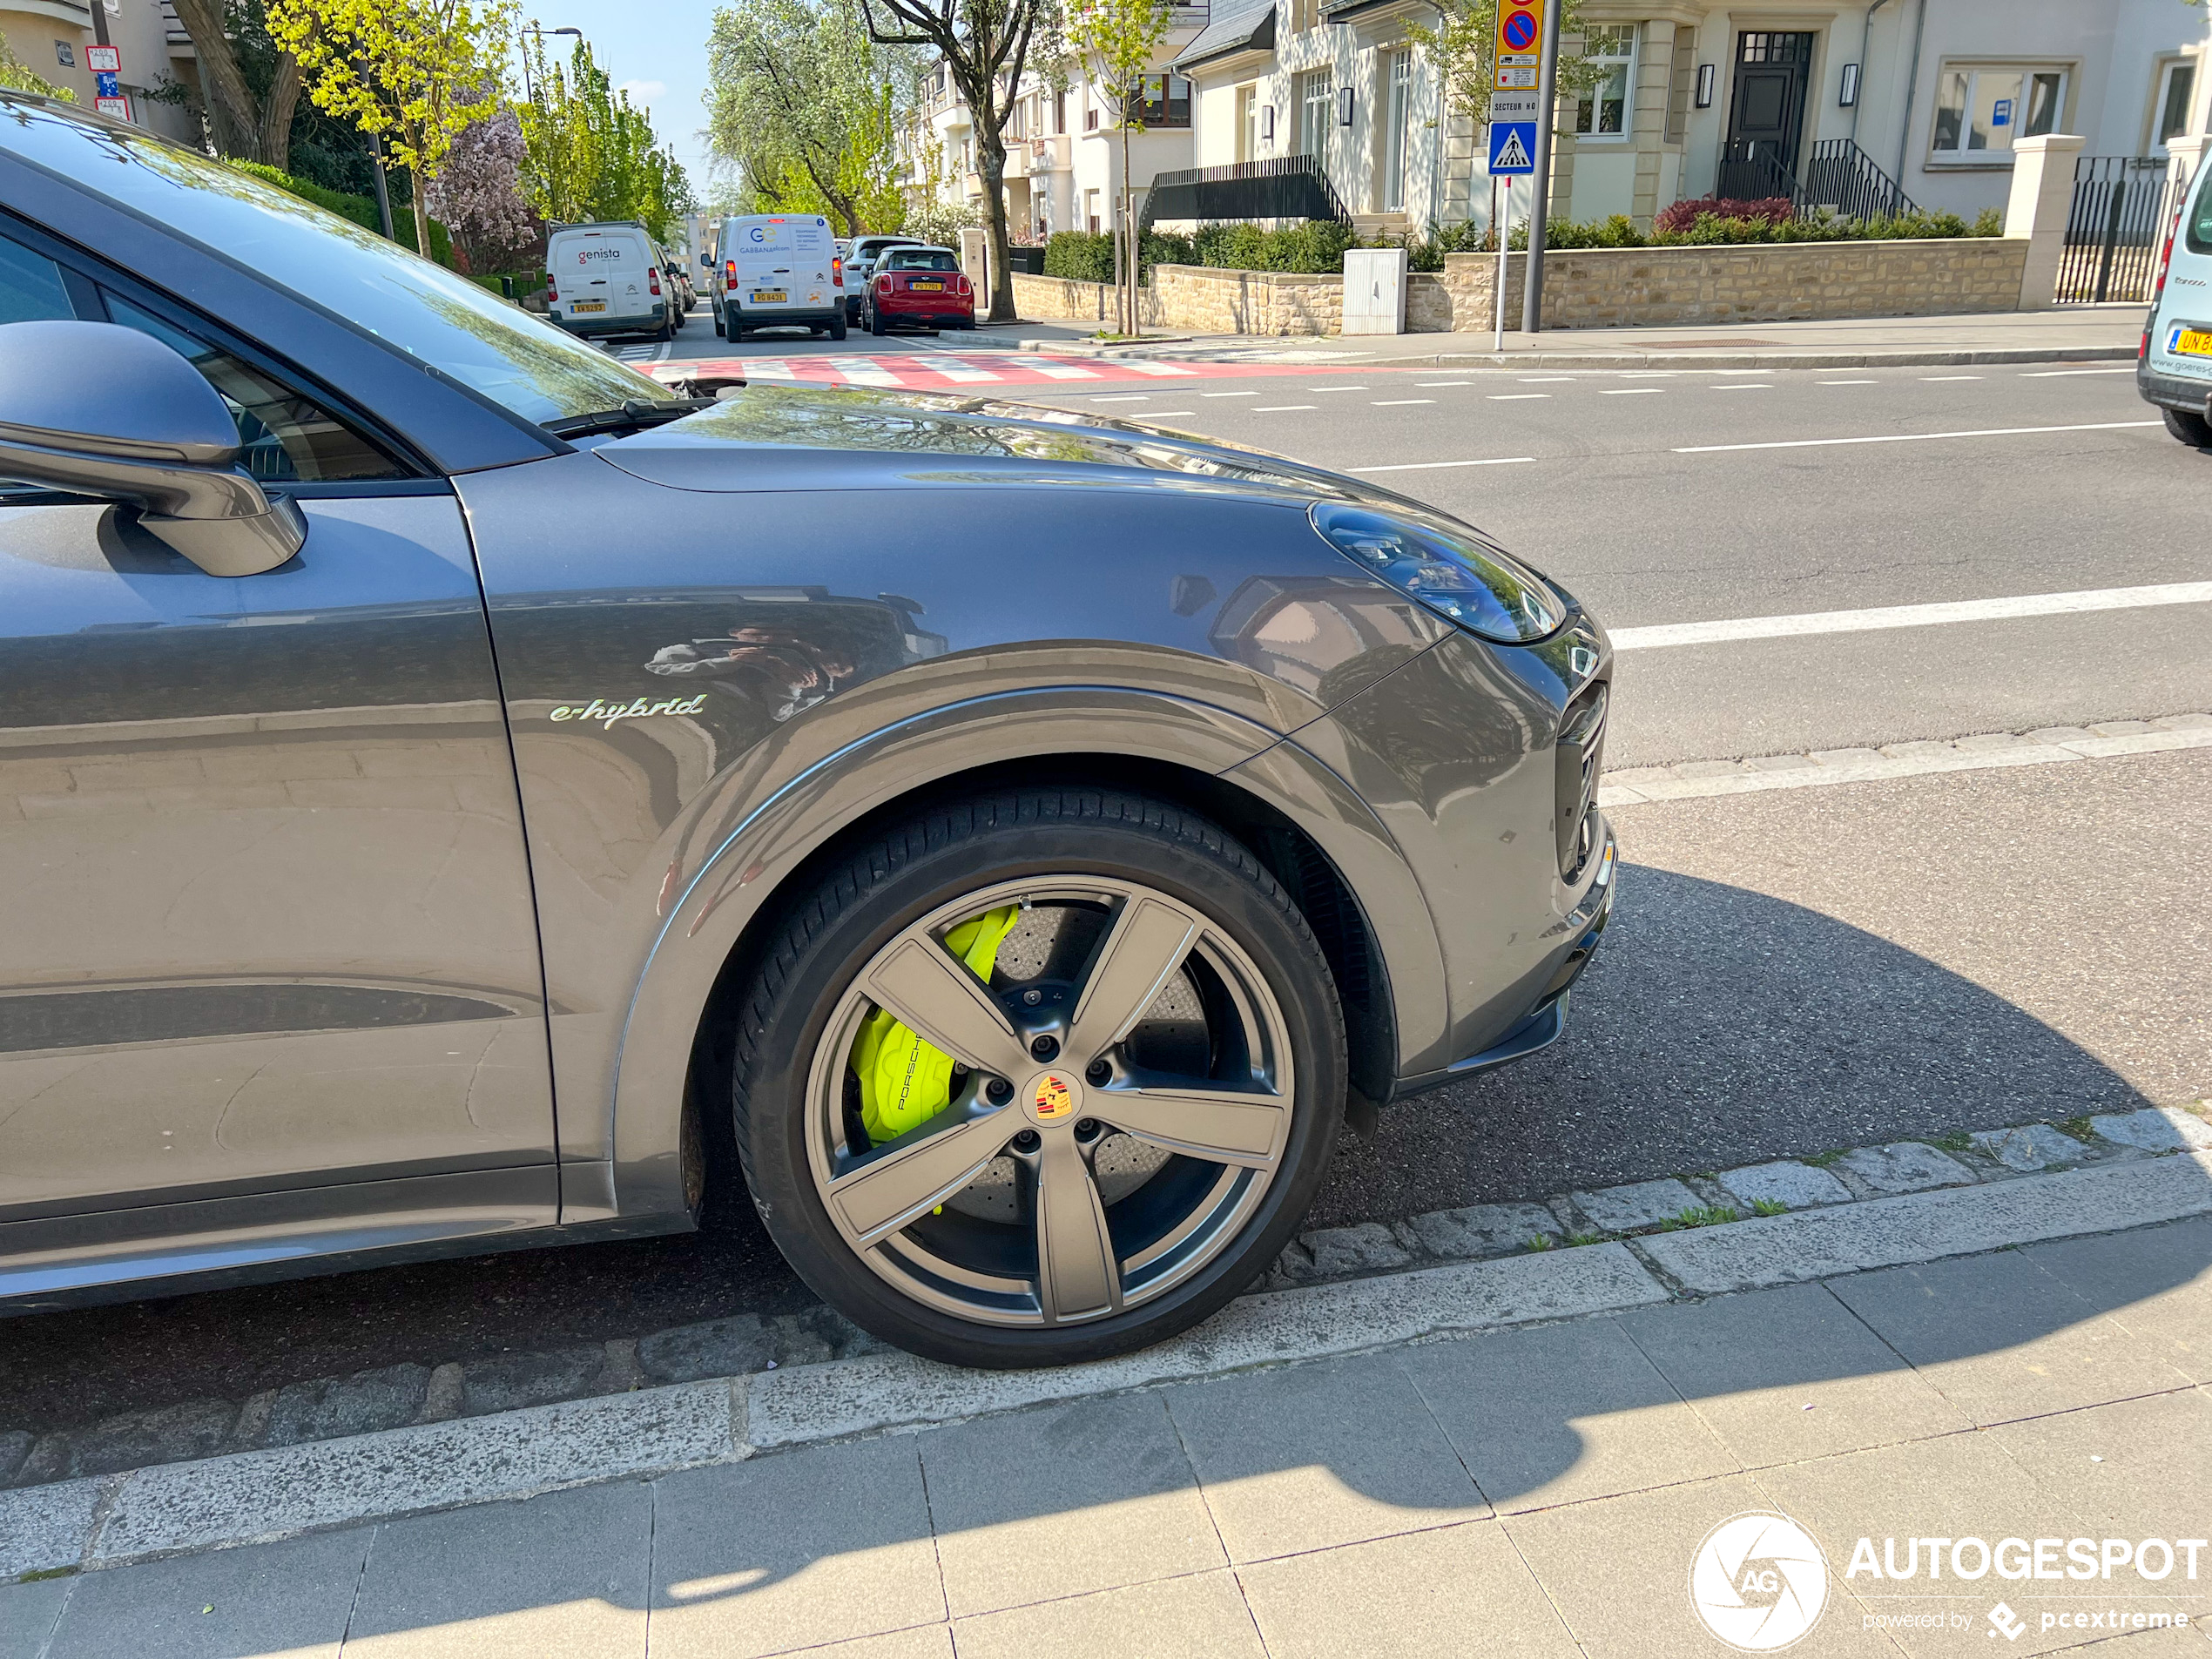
[713,313,725,339]
[868,306,887,337]
[731,788,1346,1369]
[2163,406,2211,447]
[829,313,848,341]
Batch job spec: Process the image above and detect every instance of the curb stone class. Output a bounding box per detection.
[1015,339,2135,370]
[6,1136,2208,1579]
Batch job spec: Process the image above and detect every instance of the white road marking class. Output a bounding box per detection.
[1818,379,1878,385]
[1488,394,1551,400]
[1372,398,1435,406]
[921,356,1001,382]
[1601,387,1663,395]
[1023,360,1104,380]
[2019,367,2136,376]
[1310,385,1369,392]
[1919,374,1982,381]
[1113,361,1199,376]
[1600,722,2212,806]
[828,357,903,386]
[1255,404,1317,411]
[1519,375,1576,382]
[1608,582,2212,651]
[1417,380,1474,387]
[1711,383,1771,390]
[1201,390,1257,397]
[1349,456,1535,473]
[1675,419,2161,455]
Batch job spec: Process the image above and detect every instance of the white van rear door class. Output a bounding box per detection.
[561,228,651,318]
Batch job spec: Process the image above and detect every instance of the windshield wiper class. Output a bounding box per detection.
[544,397,717,440]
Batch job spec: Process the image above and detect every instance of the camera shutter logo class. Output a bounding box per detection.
[1689,1512,1831,1651]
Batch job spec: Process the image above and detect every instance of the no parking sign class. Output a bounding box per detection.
[1495,0,1544,89]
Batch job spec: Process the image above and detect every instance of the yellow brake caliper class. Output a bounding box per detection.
[851,905,1022,1145]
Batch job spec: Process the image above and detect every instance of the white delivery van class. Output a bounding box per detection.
[544,221,672,341]
[712,213,846,341]
[2140,161,2212,445]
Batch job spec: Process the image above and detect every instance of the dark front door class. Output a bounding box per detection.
[1725,30,1816,182]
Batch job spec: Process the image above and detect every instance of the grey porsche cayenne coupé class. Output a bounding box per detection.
[0,97,1614,1367]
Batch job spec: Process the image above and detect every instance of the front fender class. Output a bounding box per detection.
[600,685,1439,1219]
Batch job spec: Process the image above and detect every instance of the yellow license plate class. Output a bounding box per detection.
[910,280,945,291]
[751,290,787,303]
[570,300,605,313]
[2173,327,2212,357]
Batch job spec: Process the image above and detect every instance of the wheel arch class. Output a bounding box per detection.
[602,691,1437,1224]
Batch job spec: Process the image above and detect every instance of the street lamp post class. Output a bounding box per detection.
[520,24,583,225]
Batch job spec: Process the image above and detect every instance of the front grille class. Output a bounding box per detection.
[1554,680,1608,880]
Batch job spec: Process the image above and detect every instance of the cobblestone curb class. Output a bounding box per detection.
[3,1102,2205,1580]
[1598,714,2212,806]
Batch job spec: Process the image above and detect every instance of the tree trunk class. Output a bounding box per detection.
[256,51,300,172]
[977,138,1015,322]
[1122,124,1137,337]
[411,186,434,265]
[170,0,296,168]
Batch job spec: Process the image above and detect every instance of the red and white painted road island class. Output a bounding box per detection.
[644,354,1323,392]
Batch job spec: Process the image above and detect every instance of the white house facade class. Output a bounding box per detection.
[1162,0,2212,234]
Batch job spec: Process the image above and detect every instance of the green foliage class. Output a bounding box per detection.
[1404,0,1602,130]
[1048,219,1359,280]
[1928,1130,1974,1155]
[1658,1204,1741,1231]
[1750,1197,1790,1217]
[2057,1116,2099,1144]
[1524,1234,1554,1251]
[229,158,454,263]
[707,0,910,235]
[520,37,694,239]
[0,37,77,99]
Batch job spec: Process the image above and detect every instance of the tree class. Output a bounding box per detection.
[427,106,535,271]
[1065,0,1166,335]
[707,0,913,237]
[519,37,694,239]
[170,0,300,167]
[853,0,1062,321]
[0,37,75,99]
[267,0,518,259]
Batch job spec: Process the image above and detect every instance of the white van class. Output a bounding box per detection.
[545,221,672,341]
[2140,162,2212,444]
[711,213,846,341]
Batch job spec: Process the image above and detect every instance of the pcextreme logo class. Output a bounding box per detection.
[1689,1512,1831,1651]
[550,694,708,730]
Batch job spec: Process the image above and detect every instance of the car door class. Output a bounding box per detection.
[0,221,558,1261]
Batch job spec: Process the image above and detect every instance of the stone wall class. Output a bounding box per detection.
[1015,238,2030,338]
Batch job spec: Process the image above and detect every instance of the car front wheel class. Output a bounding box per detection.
[732,788,1345,1368]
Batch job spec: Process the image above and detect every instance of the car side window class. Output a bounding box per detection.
[0,233,71,324]
[100,293,402,482]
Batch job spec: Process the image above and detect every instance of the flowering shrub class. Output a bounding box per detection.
[1654,196,1793,237]
[427,109,536,274]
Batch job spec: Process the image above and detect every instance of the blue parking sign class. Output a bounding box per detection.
[1489,121,1535,175]
[95,71,119,98]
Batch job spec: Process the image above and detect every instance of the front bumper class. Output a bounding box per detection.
[1393,823,1616,1098]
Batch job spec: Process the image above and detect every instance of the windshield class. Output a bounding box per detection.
[885,251,958,273]
[0,98,674,427]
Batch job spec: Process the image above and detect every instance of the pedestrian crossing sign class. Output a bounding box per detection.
[1489,121,1535,174]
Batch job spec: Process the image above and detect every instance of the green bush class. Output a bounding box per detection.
[228,159,453,266]
[1044,229,1116,283]
[1045,219,1359,282]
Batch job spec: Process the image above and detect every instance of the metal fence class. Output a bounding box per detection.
[2057,155,2186,305]
[1714,138,1802,208]
[1140,154,1352,232]
[1800,139,1918,222]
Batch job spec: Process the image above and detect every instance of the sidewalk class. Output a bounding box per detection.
[1019,305,2149,370]
[4,1150,2209,1657]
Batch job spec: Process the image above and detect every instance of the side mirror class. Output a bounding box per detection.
[0,320,305,577]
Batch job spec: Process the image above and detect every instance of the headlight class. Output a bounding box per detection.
[1310,501,1565,644]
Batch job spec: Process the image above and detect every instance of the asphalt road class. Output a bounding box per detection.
[3,310,2206,1436]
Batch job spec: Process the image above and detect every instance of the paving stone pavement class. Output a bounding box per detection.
[5,1217,2208,1657]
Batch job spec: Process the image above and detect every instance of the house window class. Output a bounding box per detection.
[1931,65,2065,159]
[1237,84,1258,161]
[1299,69,1333,159]
[1382,51,1412,211]
[1129,73,1192,128]
[2154,59,2195,153]
[1574,24,1636,138]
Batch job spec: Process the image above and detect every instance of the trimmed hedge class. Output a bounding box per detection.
[229,159,454,266]
[1046,219,1361,280]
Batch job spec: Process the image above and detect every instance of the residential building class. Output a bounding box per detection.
[900,3,1210,242]
[1165,0,2212,235]
[3,0,198,146]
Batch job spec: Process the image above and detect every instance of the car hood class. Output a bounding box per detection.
[592,381,1375,502]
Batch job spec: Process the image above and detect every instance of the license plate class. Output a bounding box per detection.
[2170,326,2212,357]
[909,280,945,291]
[570,300,606,314]
[751,290,787,304]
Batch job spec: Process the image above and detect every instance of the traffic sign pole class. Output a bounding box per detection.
[1521,0,1562,334]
